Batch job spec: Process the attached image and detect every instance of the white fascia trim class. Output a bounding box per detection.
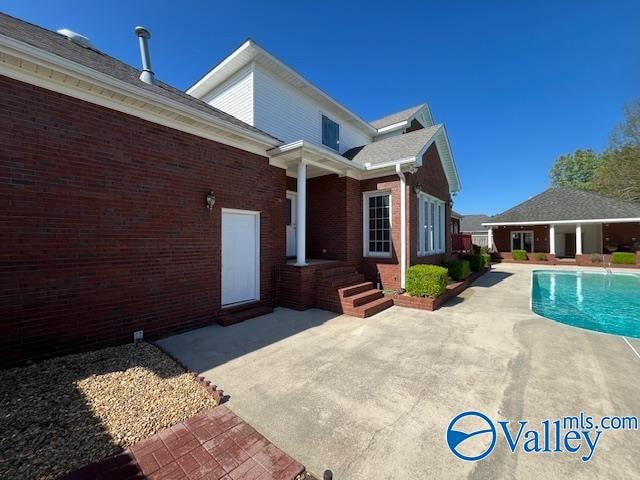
[364,157,417,170]
[483,218,640,226]
[376,121,408,134]
[188,40,377,136]
[0,34,280,152]
[268,140,366,171]
[437,125,462,193]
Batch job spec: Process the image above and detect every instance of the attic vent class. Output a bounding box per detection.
[56,28,95,49]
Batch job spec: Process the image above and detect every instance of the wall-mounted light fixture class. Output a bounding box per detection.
[206,191,215,211]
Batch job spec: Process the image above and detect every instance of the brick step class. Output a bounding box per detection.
[316,266,359,279]
[343,296,394,318]
[338,282,374,298]
[319,273,365,288]
[217,303,273,327]
[344,288,383,307]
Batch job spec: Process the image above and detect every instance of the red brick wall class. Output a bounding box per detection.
[359,175,402,289]
[408,143,452,267]
[307,175,349,261]
[603,222,640,252]
[0,75,285,366]
[492,225,551,253]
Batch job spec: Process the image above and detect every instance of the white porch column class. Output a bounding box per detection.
[549,224,556,255]
[487,227,493,251]
[295,160,307,266]
[575,223,583,255]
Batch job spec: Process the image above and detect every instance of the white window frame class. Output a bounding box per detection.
[363,190,392,258]
[417,192,446,256]
[510,230,534,252]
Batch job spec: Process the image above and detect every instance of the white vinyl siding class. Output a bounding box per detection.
[201,64,253,125]
[363,191,392,257]
[253,65,371,153]
[418,193,446,256]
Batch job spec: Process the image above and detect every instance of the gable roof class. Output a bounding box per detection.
[0,12,280,144]
[370,104,428,129]
[342,125,461,192]
[343,125,441,166]
[187,39,377,136]
[460,215,491,232]
[485,188,640,225]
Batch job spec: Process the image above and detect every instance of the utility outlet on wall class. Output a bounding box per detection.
[133,330,144,344]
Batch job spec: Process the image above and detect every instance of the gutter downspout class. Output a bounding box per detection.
[396,164,407,289]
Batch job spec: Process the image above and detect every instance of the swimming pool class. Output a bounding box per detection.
[531,270,640,338]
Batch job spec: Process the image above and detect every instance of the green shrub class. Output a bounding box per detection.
[612,252,636,265]
[481,253,491,267]
[511,249,528,261]
[480,245,489,255]
[463,254,483,272]
[590,253,602,264]
[533,252,547,261]
[447,259,471,281]
[406,265,449,297]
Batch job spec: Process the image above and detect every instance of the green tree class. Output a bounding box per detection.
[609,97,640,148]
[549,149,602,190]
[594,146,640,202]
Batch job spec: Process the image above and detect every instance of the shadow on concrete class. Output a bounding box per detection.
[157,308,341,374]
[471,270,513,288]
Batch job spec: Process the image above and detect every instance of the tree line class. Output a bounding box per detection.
[549,98,640,202]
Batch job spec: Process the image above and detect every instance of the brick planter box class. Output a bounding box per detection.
[575,253,640,269]
[389,268,489,311]
[494,252,557,265]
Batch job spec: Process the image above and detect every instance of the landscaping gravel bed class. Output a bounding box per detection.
[0,343,216,480]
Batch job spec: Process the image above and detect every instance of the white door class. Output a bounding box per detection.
[286,191,297,257]
[222,210,259,306]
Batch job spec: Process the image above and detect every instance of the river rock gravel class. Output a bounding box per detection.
[0,343,216,480]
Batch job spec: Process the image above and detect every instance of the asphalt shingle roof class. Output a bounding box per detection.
[0,12,280,143]
[487,188,640,224]
[370,104,426,129]
[460,215,491,232]
[343,125,441,166]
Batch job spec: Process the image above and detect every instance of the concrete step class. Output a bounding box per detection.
[346,289,383,307]
[339,282,374,298]
[217,303,273,327]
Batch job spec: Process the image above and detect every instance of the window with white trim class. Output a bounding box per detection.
[363,191,391,257]
[418,193,446,255]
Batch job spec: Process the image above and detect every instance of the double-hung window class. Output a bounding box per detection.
[363,191,391,257]
[418,193,446,256]
[322,115,340,151]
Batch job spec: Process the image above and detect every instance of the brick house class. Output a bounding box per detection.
[0,14,461,365]
[484,188,640,265]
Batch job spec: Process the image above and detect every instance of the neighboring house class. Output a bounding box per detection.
[0,14,461,366]
[483,188,640,261]
[460,214,491,247]
[451,210,462,234]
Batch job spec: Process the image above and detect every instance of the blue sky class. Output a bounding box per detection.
[3,1,639,214]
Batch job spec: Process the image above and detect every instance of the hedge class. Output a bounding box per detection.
[612,252,636,265]
[533,252,547,261]
[481,253,491,267]
[406,264,449,297]
[511,249,527,261]
[463,254,483,272]
[447,259,471,281]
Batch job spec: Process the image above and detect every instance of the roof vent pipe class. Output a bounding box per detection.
[134,26,155,85]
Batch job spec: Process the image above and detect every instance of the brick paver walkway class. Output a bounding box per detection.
[62,405,305,480]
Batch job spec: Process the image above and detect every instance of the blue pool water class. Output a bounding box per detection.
[531,270,640,338]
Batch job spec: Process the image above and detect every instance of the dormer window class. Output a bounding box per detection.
[322,115,340,151]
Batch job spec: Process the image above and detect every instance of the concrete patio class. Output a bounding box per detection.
[158,263,640,479]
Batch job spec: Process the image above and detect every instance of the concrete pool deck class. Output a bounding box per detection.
[158,263,640,479]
